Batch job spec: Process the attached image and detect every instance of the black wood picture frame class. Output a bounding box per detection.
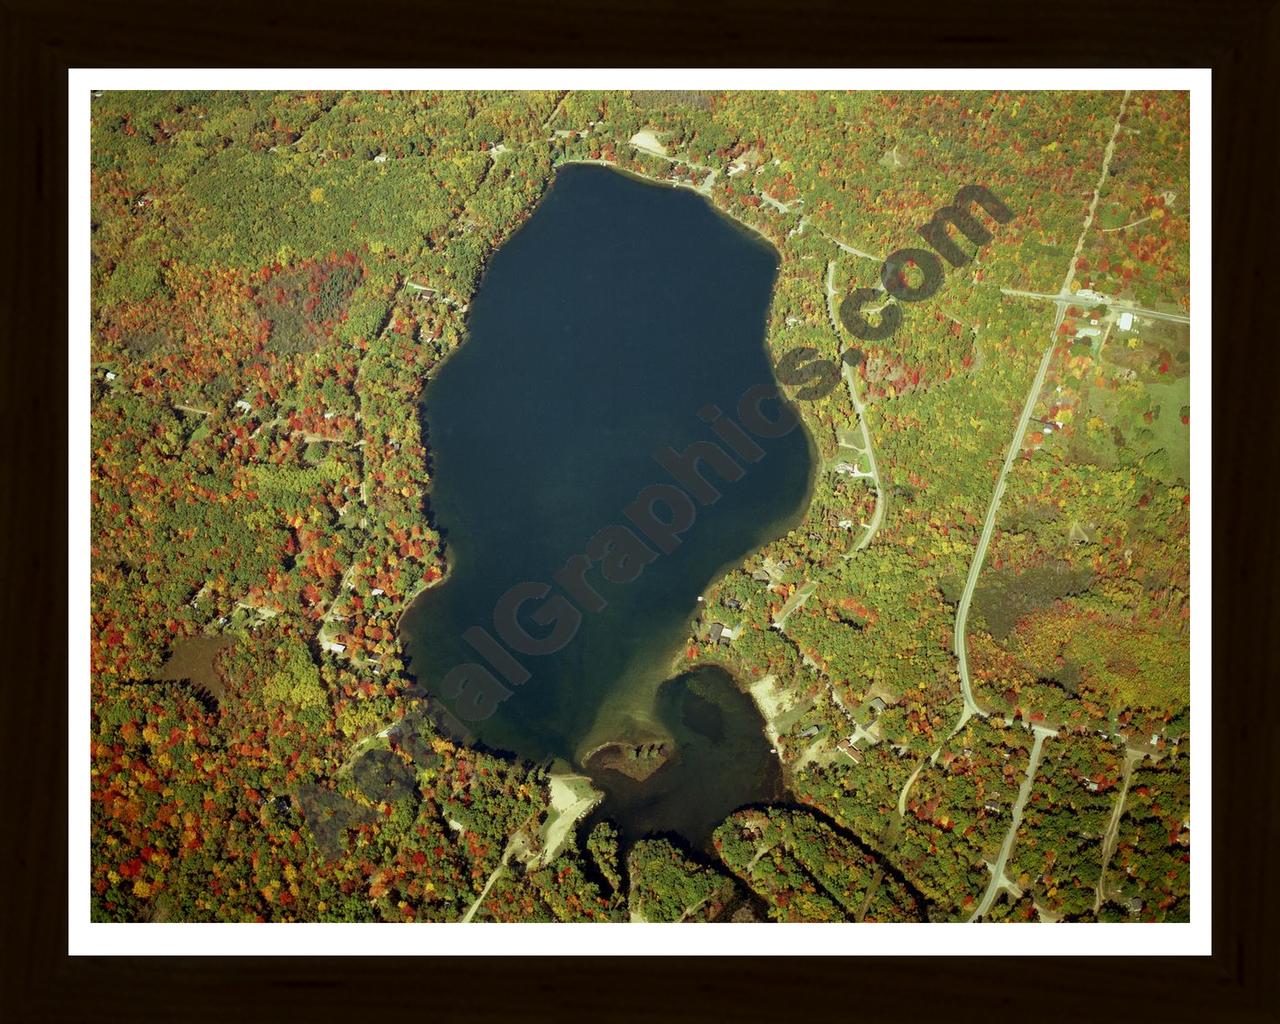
[3,1,1275,1019]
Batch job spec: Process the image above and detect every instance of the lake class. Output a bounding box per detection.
[400,164,814,843]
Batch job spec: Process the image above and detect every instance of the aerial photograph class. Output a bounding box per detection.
[87,87,1193,926]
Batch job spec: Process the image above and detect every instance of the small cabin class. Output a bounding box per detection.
[710,623,739,646]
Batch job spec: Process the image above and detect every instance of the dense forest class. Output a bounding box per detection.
[90,89,1191,922]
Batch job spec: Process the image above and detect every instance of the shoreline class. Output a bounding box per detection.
[531,770,604,869]
[393,159,826,779]
[554,157,786,253]
[686,656,788,752]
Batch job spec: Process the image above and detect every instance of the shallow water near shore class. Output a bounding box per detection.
[583,664,784,847]
[399,163,813,842]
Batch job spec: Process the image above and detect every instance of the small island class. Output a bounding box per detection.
[585,740,675,782]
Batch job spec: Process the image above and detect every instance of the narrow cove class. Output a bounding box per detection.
[399,164,815,844]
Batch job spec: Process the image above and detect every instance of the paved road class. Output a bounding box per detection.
[999,288,1190,326]
[949,324,1060,733]
[969,724,1057,921]
[824,259,887,552]
[841,364,887,552]
[959,99,1133,922]
[896,757,929,816]
[951,90,1132,740]
[814,224,881,262]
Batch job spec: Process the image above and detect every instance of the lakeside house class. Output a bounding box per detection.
[709,622,740,646]
[726,148,765,177]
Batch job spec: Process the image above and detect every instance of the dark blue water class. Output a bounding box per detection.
[400,164,813,839]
